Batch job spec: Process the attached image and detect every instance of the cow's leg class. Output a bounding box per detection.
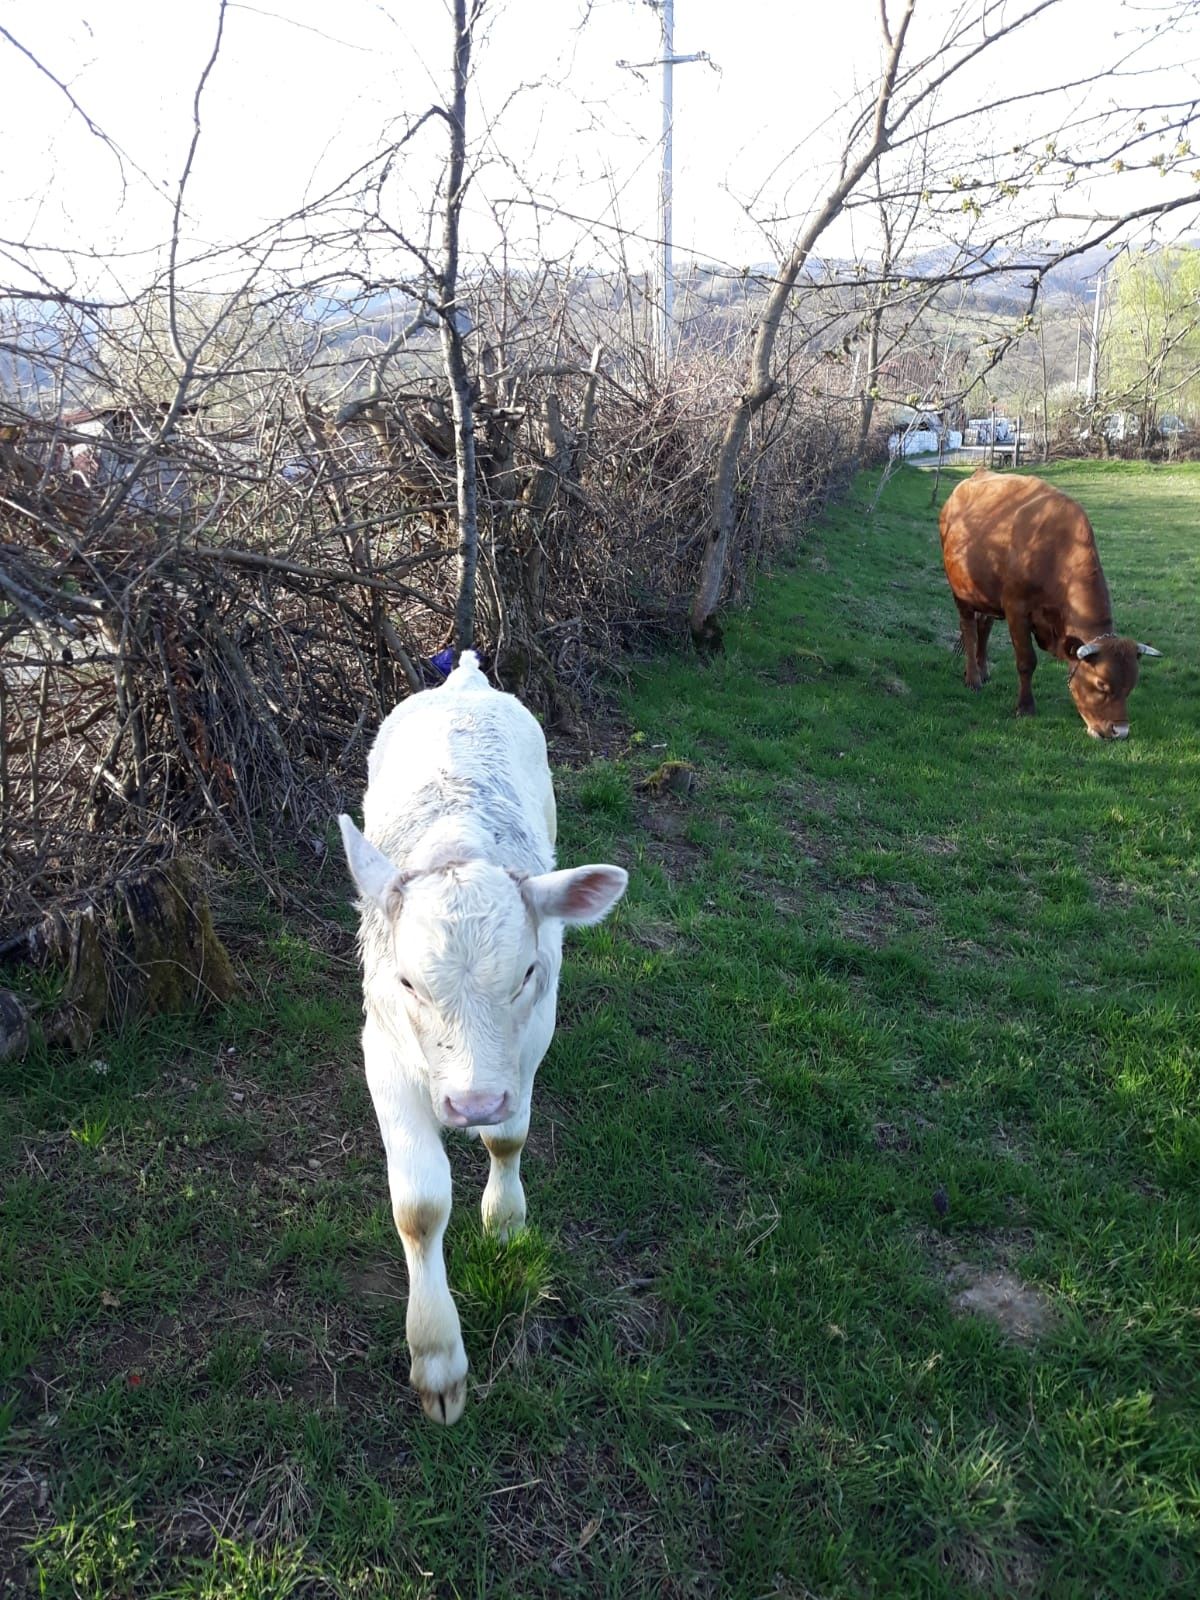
[1005,610,1037,716]
[481,1110,530,1241]
[976,616,995,683]
[481,993,554,1240]
[364,1019,468,1425]
[954,599,985,689]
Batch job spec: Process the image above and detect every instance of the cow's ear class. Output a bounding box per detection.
[337,815,407,918]
[1065,636,1092,661]
[522,865,628,926]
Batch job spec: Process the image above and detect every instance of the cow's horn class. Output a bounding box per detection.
[1135,642,1162,658]
[1075,641,1101,660]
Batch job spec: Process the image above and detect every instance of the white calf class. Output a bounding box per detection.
[338,652,626,1423]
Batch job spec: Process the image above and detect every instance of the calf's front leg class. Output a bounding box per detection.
[481,1113,530,1241]
[365,1021,468,1424]
[480,1001,554,1241]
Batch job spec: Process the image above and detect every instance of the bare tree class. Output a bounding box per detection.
[690,0,916,648]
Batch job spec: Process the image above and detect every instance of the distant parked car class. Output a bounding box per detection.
[1157,413,1189,440]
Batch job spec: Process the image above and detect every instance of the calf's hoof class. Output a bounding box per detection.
[419,1377,467,1425]
[411,1345,469,1425]
[482,1192,527,1243]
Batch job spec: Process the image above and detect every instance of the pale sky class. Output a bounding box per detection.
[2,0,1198,299]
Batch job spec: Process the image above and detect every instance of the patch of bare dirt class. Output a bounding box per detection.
[917,1227,1054,1345]
[948,1269,1056,1344]
[548,723,629,771]
[0,1467,42,1594]
[634,799,705,884]
[635,798,693,841]
[344,1261,406,1304]
[82,1313,199,1384]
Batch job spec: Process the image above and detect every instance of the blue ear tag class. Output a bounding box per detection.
[429,647,455,678]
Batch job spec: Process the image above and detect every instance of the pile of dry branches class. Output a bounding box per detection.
[0,299,858,940]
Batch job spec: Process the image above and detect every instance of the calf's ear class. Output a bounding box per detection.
[523,865,628,926]
[337,815,407,918]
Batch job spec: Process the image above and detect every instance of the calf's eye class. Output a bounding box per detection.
[400,977,415,992]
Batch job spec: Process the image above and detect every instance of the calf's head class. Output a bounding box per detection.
[339,817,626,1127]
[1065,635,1161,739]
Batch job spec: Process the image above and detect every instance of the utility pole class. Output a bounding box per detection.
[1085,267,1105,407]
[659,0,675,375]
[619,4,711,377]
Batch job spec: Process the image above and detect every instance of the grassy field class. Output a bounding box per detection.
[2,459,1199,1599]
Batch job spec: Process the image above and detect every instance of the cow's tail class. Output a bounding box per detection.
[443,650,489,691]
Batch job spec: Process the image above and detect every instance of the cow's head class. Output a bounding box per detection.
[338,817,626,1127]
[1065,635,1161,739]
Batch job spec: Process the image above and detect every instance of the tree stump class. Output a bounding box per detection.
[0,858,238,1054]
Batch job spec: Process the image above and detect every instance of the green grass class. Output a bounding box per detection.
[3,458,1199,1597]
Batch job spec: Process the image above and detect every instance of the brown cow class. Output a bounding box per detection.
[939,470,1160,739]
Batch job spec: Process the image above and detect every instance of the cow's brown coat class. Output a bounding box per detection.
[939,470,1157,737]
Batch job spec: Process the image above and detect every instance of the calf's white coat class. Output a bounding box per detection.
[338,653,626,1423]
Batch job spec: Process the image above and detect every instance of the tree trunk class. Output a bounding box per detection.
[441,0,480,656]
[855,297,884,468]
[854,177,894,471]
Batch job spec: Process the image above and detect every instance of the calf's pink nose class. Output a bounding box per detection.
[441,1090,509,1128]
